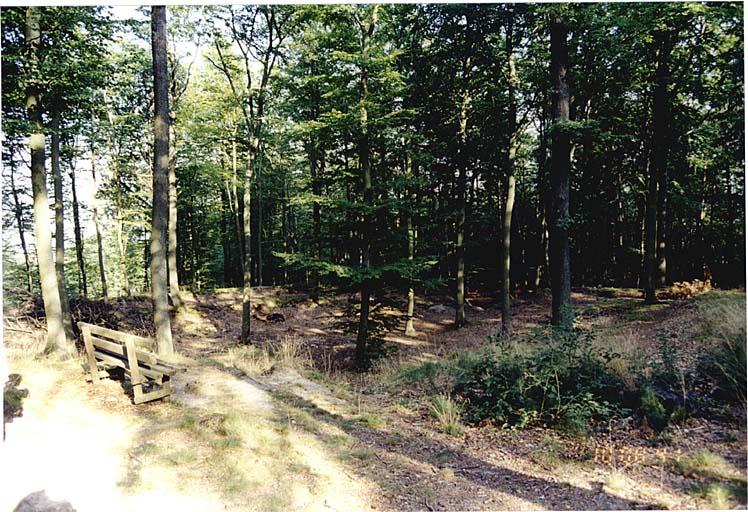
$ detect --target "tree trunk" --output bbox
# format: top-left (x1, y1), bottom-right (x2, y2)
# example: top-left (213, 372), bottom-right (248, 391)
top-left (501, 12), bottom-right (518, 337)
top-left (549, 15), bottom-right (573, 328)
top-left (231, 132), bottom-right (245, 285)
top-left (168, 124), bottom-right (183, 311)
top-left (9, 153), bottom-right (34, 294)
top-left (454, 56), bottom-right (471, 329)
top-left (50, 102), bottom-right (74, 341)
top-left (405, 151), bottom-right (417, 336)
top-left (355, 6), bottom-right (379, 369)
top-left (256, 143), bottom-right (264, 287)
top-left (69, 161), bottom-right (87, 297)
top-left (656, 151), bottom-right (668, 288)
top-left (151, 5), bottom-right (174, 355)
top-left (25, 7), bottom-right (69, 354)
top-left (89, 139), bottom-right (108, 299)
top-left (241, 144), bottom-right (255, 344)
top-left (645, 32), bottom-right (673, 304)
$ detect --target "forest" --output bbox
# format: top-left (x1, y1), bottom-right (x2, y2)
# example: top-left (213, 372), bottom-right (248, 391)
top-left (2, 3), bottom-right (746, 511)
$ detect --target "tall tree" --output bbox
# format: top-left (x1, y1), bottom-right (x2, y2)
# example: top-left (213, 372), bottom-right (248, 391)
top-left (50, 103), bottom-right (74, 340)
top-left (67, 153), bottom-right (87, 297)
top-left (24, 7), bottom-right (70, 353)
top-left (645, 29), bottom-right (676, 302)
top-left (355, 4), bottom-right (380, 367)
top-left (549, 12), bottom-right (573, 327)
top-left (453, 10), bottom-right (473, 329)
top-left (500, 8), bottom-right (520, 337)
top-left (151, 5), bottom-right (174, 354)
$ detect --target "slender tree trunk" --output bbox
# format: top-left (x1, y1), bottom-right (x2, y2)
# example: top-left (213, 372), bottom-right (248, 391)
top-left (256, 143), bottom-right (264, 287)
top-left (9, 154), bottom-right (34, 294)
top-left (51, 103), bottom-right (74, 340)
top-left (25, 7), bottom-right (69, 354)
top-left (355, 6), bottom-right (379, 369)
top-left (549, 15), bottom-right (573, 327)
top-left (501, 12), bottom-right (518, 337)
top-left (89, 139), bottom-right (108, 299)
top-left (115, 189), bottom-right (130, 296)
top-left (309, 140), bottom-right (322, 298)
top-left (645, 32), bottom-right (673, 303)
top-left (241, 144), bottom-right (255, 344)
top-left (231, 133), bottom-right (245, 284)
top-left (151, 5), bottom-right (174, 355)
top-left (405, 151), bottom-right (417, 336)
top-left (656, 155), bottom-right (668, 287)
top-left (168, 124), bottom-right (183, 311)
top-left (454, 55), bottom-right (471, 329)
top-left (69, 161), bottom-right (87, 297)
top-left (221, 186), bottom-right (232, 285)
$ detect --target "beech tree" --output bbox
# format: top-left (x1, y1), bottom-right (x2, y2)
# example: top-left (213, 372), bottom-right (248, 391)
top-left (151, 5), bottom-right (174, 354)
top-left (24, 7), bottom-right (69, 353)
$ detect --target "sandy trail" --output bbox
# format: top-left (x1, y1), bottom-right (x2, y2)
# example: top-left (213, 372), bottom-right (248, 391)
top-left (2, 359), bottom-right (374, 512)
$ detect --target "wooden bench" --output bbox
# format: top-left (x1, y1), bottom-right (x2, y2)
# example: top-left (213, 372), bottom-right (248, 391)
top-left (79, 322), bottom-right (185, 404)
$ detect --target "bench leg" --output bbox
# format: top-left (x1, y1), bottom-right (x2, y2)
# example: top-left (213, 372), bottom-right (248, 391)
top-left (133, 383), bottom-right (145, 404)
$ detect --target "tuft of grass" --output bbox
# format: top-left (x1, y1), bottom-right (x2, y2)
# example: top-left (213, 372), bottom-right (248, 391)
top-left (397, 361), bottom-right (444, 384)
top-left (224, 345), bottom-right (273, 376)
top-left (604, 471), bottom-right (627, 492)
top-left (222, 337), bottom-right (311, 377)
top-left (674, 450), bottom-right (745, 481)
top-left (344, 448), bottom-right (374, 460)
top-left (438, 467), bottom-right (455, 480)
top-left (429, 395), bottom-right (463, 436)
top-left (271, 337), bottom-right (311, 370)
top-left (531, 434), bottom-right (560, 465)
top-left (695, 292), bottom-right (747, 407)
top-left (353, 413), bottom-right (385, 429)
top-left (689, 482), bottom-right (733, 509)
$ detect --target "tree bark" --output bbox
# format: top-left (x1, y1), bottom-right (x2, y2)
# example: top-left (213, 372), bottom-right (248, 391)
top-left (151, 5), bottom-right (174, 354)
top-left (549, 15), bottom-right (573, 328)
top-left (355, 5), bottom-right (379, 369)
top-left (256, 146), bottom-right (265, 287)
top-left (645, 31), bottom-right (673, 303)
top-left (89, 138), bottom-right (108, 299)
top-left (501, 11), bottom-right (518, 337)
top-left (69, 160), bottom-right (87, 297)
top-left (454, 51), bottom-right (471, 329)
top-left (241, 144), bottom-right (255, 344)
top-left (405, 151), bottom-right (417, 336)
top-left (168, 124), bottom-right (183, 311)
top-left (51, 104), bottom-right (74, 340)
top-left (25, 7), bottom-right (70, 354)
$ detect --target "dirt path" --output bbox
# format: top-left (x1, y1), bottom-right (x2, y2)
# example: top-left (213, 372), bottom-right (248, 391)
top-left (2, 354), bottom-right (375, 512)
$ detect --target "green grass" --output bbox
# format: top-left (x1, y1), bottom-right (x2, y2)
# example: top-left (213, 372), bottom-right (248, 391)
top-left (674, 450), bottom-right (745, 482)
top-left (429, 395), bottom-right (463, 436)
top-left (688, 482), bottom-right (744, 509)
top-left (353, 413), bottom-right (385, 429)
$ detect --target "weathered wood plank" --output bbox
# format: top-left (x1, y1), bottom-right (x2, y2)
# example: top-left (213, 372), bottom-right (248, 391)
top-left (84, 323), bottom-right (155, 350)
top-left (81, 323), bottom-right (101, 387)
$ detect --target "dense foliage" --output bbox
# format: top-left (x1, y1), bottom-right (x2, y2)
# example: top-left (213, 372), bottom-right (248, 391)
top-left (1, 4), bottom-right (744, 362)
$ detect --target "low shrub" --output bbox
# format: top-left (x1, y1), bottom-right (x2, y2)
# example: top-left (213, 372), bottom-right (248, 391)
top-left (453, 327), bottom-right (628, 433)
top-left (640, 386), bottom-right (667, 431)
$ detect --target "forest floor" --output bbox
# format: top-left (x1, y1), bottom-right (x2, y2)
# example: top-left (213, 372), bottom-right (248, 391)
top-left (2, 286), bottom-right (746, 510)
